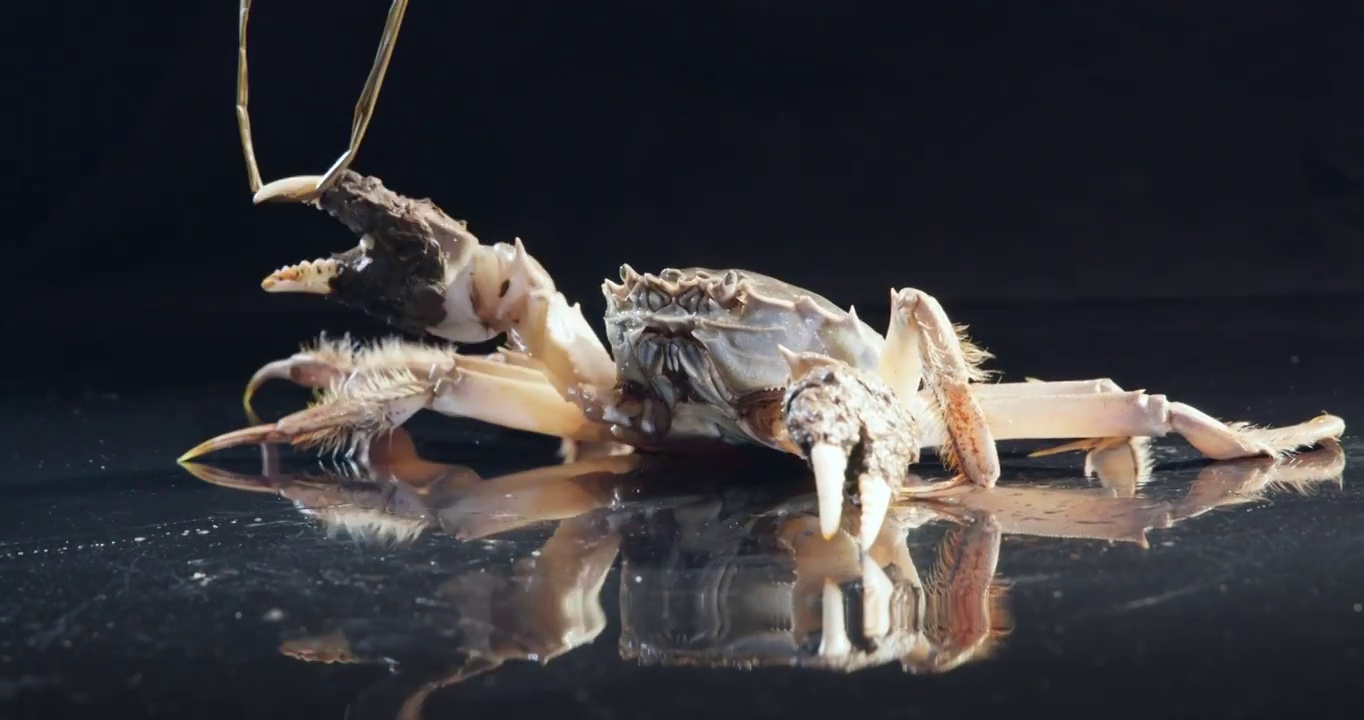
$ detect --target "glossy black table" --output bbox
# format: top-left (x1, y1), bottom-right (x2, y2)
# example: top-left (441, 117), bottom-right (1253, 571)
top-left (3, 296), bottom-right (1361, 719)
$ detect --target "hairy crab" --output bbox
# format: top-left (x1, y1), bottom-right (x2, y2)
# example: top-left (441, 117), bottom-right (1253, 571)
top-left (181, 1), bottom-right (1347, 549)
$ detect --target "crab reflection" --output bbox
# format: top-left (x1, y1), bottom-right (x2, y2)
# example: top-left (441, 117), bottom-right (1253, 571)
top-left (181, 432), bottom-right (1344, 719)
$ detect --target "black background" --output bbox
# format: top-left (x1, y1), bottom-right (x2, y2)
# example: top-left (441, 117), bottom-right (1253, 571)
top-left (13, 1), bottom-right (1364, 343)
top-left (7, 4), bottom-right (1364, 717)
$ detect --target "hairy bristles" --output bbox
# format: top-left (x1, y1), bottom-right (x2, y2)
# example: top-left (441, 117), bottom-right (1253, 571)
top-left (314, 367), bottom-right (427, 408)
top-left (306, 504), bottom-right (430, 545)
top-left (923, 521), bottom-right (1010, 646)
top-left (953, 324), bottom-right (996, 383)
top-left (300, 333), bottom-right (459, 375)
top-left (288, 367), bottom-right (431, 455)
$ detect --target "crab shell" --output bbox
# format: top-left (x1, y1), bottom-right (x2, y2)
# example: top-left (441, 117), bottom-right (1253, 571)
top-left (601, 265), bottom-right (887, 448)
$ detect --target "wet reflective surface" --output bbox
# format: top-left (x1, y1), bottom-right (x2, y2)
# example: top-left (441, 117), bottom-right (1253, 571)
top-left (4, 299), bottom-right (1363, 719)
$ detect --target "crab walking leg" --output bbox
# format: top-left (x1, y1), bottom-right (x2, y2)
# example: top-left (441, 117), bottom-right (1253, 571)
top-left (964, 378), bottom-right (1125, 398)
top-left (236, 0), bottom-right (411, 201)
top-left (945, 378), bottom-right (1151, 487)
top-left (180, 357), bottom-right (613, 463)
top-left (882, 288), bottom-right (1001, 486)
top-left (239, 335), bottom-right (547, 419)
top-left (975, 392), bottom-right (1345, 460)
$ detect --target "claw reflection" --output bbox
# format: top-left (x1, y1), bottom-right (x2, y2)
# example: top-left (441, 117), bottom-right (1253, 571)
top-left (180, 434), bottom-right (1344, 720)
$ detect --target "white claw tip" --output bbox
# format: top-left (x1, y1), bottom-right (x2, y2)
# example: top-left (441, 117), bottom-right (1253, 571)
top-left (261, 258), bottom-right (339, 294)
top-left (254, 175), bottom-right (325, 204)
top-left (810, 443), bottom-right (848, 539)
top-left (859, 477), bottom-right (892, 552)
top-left (861, 554), bottom-right (894, 639)
top-left (818, 579), bottom-right (852, 657)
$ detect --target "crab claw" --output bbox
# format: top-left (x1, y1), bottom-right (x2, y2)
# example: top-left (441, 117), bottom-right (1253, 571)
top-left (782, 347), bottom-right (921, 551)
top-left (254, 175), bottom-right (326, 204)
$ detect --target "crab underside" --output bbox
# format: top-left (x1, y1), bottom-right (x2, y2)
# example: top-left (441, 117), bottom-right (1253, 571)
top-left (180, 170), bottom-right (1347, 550)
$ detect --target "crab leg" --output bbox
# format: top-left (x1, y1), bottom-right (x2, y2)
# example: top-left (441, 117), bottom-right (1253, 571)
top-left (881, 288), bottom-right (1001, 485)
top-left (934, 368), bottom-right (1342, 462)
top-left (965, 378), bottom-right (1125, 397)
top-left (974, 392), bottom-right (1344, 460)
top-left (239, 335), bottom-right (545, 420)
top-left (179, 344), bottom-right (613, 463)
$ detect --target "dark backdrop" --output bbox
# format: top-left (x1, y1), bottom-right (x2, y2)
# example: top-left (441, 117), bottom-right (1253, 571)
top-left (10, 1), bottom-right (1364, 367)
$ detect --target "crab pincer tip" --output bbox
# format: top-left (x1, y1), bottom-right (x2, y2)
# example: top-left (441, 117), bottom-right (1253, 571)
top-left (809, 443), bottom-right (848, 539)
top-left (253, 175), bottom-right (325, 204)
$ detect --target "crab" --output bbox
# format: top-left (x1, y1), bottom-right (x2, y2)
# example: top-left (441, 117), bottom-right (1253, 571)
top-left (180, 1), bottom-right (1347, 550)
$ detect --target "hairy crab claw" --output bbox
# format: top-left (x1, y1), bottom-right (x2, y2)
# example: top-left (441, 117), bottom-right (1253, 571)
top-left (779, 347), bottom-right (960, 552)
top-left (256, 172), bottom-right (458, 338)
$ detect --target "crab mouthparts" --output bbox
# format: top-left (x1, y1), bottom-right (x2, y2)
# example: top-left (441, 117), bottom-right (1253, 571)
top-left (261, 258), bottom-right (341, 295)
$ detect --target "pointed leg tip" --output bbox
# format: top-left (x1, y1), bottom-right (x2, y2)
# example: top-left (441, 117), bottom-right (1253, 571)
top-left (176, 459), bottom-right (219, 481)
top-left (178, 424), bottom-right (282, 463)
top-left (1314, 414), bottom-right (1346, 434)
top-left (177, 444), bottom-right (213, 464)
